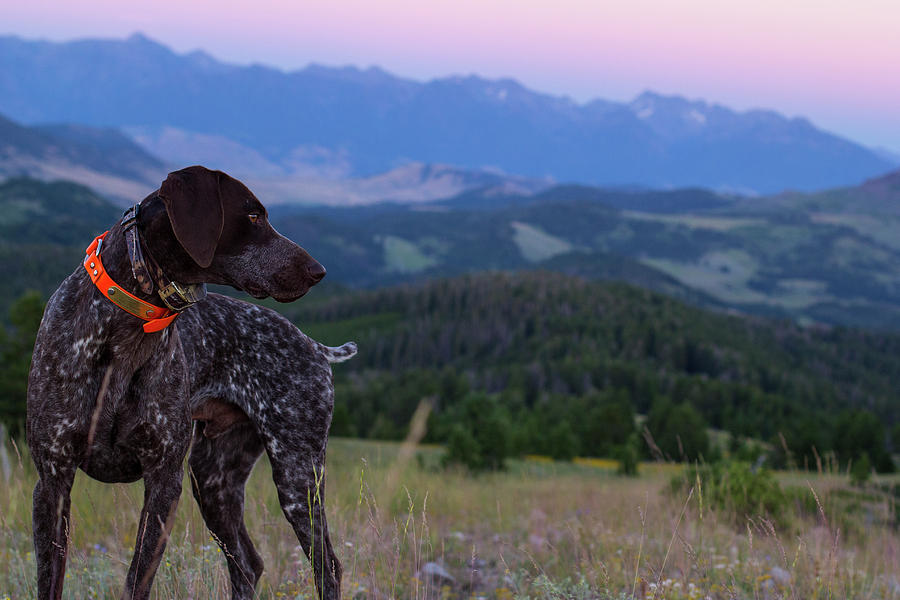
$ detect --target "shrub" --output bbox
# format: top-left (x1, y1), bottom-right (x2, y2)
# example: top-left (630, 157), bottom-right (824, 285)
top-left (646, 397), bottom-right (710, 461)
top-left (850, 453), bottom-right (872, 486)
top-left (614, 434), bottom-right (640, 477)
top-left (444, 424), bottom-right (483, 471)
top-left (547, 421), bottom-right (579, 462)
top-left (442, 393), bottom-right (510, 471)
top-left (672, 461), bottom-right (788, 528)
top-left (833, 410), bottom-right (895, 473)
top-left (578, 390), bottom-right (636, 457)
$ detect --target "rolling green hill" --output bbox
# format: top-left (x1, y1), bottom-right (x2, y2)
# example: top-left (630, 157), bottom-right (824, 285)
top-left (4, 171), bottom-right (900, 331)
top-left (273, 180), bottom-right (900, 329)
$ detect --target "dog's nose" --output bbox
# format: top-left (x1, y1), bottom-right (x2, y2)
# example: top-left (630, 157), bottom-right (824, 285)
top-left (307, 261), bottom-right (326, 283)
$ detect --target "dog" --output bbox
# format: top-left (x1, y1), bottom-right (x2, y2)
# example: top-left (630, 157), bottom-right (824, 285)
top-left (180, 293), bottom-right (355, 599)
top-left (26, 166), bottom-right (343, 599)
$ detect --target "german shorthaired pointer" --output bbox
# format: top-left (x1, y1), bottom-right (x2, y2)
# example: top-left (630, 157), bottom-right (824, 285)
top-left (26, 166), bottom-right (351, 600)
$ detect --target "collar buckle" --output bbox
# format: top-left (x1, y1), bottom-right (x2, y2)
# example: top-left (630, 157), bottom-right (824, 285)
top-left (158, 281), bottom-right (208, 311)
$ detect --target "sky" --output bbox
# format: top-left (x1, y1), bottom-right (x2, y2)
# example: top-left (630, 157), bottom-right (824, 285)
top-left (3, 0), bottom-right (900, 153)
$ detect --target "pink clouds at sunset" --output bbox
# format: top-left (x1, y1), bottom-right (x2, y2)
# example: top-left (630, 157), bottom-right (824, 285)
top-left (3, 0), bottom-right (899, 151)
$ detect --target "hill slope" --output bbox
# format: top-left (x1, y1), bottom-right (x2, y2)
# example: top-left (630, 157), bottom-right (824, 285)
top-left (0, 33), bottom-right (893, 193)
top-left (0, 112), bottom-right (165, 202)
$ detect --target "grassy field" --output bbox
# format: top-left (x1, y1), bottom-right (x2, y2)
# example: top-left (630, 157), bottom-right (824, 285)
top-left (641, 251), bottom-right (771, 306)
top-left (2, 436), bottom-right (899, 599)
top-left (510, 221), bottom-right (573, 263)
top-left (381, 235), bottom-right (439, 274)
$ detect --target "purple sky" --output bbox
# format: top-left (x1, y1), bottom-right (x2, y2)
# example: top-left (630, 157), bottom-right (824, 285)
top-left (4, 0), bottom-right (900, 153)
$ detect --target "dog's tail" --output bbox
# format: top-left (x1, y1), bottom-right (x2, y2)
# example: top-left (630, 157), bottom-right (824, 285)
top-left (318, 341), bottom-right (358, 363)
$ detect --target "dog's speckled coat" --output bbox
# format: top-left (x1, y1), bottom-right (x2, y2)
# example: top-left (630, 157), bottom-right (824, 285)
top-left (180, 294), bottom-right (355, 600)
top-left (26, 166), bottom-right (348, 600)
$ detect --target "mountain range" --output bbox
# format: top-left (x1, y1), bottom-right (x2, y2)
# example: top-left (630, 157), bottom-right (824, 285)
top-left (0, 33), bottom-right (895, 194)
top-left (1, 31), bottom-right (898, 330)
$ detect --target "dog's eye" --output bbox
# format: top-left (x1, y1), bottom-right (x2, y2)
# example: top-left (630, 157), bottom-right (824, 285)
top-left (248, 213), bottom-right (260, 224)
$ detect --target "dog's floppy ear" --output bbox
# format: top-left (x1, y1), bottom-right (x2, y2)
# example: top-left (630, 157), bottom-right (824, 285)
top-left (158, 166), bottom-right (224, 268)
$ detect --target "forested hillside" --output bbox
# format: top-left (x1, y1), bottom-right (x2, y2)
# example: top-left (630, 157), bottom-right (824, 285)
top-left (286, 272), bottom-right (900, 470)
top-left (0, 177), bottom-right (120, 313)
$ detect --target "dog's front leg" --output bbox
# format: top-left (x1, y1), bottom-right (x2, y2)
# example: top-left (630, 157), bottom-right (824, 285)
top-left (119, 359), bottom-right (192, 600)
top-left (32, 466), bottom-right (76, 600)
top-left (122, 458), bottom-right (185, 600)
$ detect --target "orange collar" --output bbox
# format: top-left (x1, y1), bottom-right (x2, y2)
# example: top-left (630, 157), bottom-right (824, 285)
top-left (84, 232), bottom-right (178, 333)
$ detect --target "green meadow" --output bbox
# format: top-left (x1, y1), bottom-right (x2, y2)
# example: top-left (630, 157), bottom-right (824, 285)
top-left (2, 436), bottom-right (899, 599)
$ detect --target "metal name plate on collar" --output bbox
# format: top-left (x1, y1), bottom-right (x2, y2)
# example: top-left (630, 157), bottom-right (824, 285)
top-left (107, 285), bottom-right (161, 318)
top-left (158, 281), bottom-right (208, 311)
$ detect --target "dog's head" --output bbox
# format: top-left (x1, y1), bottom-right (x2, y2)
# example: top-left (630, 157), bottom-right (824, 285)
top-left (147, 165), bottom-right (325, 302)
